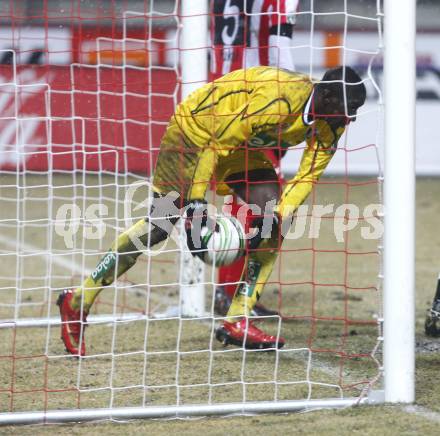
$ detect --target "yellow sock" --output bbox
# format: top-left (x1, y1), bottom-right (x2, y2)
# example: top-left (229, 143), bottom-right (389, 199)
top-left (71, 219), bottom-right (149, 312)
top-left (226, 236), bottom-right (280, 321)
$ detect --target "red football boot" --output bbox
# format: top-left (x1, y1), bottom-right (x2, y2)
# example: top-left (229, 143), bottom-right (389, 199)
top-left (57, 289), bottom-right (88, 356)
top-left (215, 318), bottom-right (285, 350)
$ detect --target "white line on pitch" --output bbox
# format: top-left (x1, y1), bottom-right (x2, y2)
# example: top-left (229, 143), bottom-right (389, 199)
top-left (401, 405), bottom-right (440, 424)
top-left (0, 233), bottom-right (92, 275)
top-left (0, 233), bottom-right (176, 307)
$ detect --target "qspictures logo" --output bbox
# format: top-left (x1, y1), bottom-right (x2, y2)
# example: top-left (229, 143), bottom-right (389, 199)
top-left (54, 181), bottom-right (384, 250)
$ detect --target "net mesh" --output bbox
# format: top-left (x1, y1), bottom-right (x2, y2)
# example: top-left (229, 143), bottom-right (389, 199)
top-left (0, 0), bottom-right (384, 418)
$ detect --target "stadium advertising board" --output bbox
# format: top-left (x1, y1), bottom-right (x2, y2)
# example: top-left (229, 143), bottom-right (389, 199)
top-left (0, 29), bottom-right (438, 175)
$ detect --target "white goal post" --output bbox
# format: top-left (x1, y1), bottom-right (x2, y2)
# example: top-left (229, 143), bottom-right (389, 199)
top-left (383, 0), bottom-right (416, 403)
top-left (0, 0), bottom-right (416, 425)
top-left (179, 0), bottom-right (208, 318)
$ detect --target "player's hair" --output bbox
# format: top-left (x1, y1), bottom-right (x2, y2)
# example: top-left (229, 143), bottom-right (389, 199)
top-left (317, 66), bottom-right (366, 103)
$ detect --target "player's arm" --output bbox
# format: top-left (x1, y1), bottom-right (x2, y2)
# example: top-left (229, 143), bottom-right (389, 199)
top-left (183, 146), bottom-right (219, 254)
top-left (268, 0), bottom-right (299, 71)
top-left (187, 146), bottom-right (219, 200)
top-left (275, 122), bottom-right (344, 218)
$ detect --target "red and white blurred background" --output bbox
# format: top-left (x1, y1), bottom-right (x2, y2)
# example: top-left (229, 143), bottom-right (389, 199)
top-left (0, 1), bottom-right (439, 176)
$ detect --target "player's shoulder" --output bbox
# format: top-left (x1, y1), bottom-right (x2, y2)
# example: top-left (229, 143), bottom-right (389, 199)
top-left (275, 69), bottom-right (314, 100)
top-left (212, 67), bottom-right (314, 105)
top-left (244, 67), bottom-right (314, 103)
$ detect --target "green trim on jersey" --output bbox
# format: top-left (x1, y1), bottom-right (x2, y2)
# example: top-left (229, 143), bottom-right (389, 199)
top-left (247, 132), bottom-right (293, 151)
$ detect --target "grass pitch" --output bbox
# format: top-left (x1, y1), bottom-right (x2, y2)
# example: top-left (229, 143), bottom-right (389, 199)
top-left (0, 174), bottom-right (439, 434)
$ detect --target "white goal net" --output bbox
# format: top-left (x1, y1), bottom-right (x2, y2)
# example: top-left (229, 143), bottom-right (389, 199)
top-left (0, 0), bottom-right (410, 425)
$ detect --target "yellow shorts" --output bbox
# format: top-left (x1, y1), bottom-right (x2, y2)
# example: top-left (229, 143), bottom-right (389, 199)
top-left (153, 118), bottom-right (274, 199)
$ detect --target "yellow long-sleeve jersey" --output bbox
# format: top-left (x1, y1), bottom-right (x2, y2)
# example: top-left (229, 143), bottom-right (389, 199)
top-left (173, 66), bottom-right (345, 217)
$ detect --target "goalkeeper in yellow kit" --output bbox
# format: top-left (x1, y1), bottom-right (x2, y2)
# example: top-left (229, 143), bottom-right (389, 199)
top-left (58, 65), bottom-right (366, 356)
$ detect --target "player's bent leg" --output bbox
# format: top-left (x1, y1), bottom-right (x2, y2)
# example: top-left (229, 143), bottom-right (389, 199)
top-left (215, 240), bottom-right (285, 350)
top-left (226, 237), bottom-right (279, 319)
top-left (70, 218), bottom-right (155, 312)
top-left (216, 173), bottom-right (285, 349)
top-left (215, 168), bottom-right (281, 317)
top-left (60, 211), bottom-right (178, 355)
top-left (59, 119), bottom-right (203, 355)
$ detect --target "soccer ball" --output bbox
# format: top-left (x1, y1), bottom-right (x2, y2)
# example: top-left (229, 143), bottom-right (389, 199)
top-left (200, 215), bottom-right (245, 267)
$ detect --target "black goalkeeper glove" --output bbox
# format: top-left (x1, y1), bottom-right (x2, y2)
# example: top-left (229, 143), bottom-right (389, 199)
top-left (184, 200), bottom-right (216, 259)
top-left (248, 212), bottom-right (281, 250)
